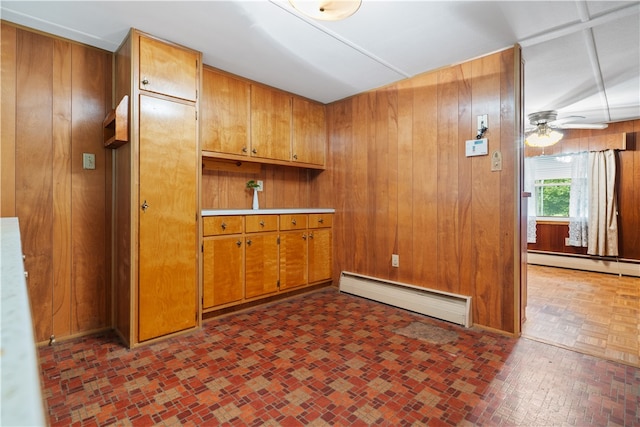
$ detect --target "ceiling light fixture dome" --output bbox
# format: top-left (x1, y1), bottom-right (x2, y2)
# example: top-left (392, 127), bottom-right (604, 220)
top-left (289, 0), bottom-right (362, 21)
top-left (525, 110), bottom-right (564, 148)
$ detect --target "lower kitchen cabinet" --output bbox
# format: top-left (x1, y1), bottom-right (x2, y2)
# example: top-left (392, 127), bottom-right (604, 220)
top-left (245, 233), bottom-right (279, 298)
top-left (279, 231), bottom-right (308, 290)
top-left (202, 216), bottom-right (244, 310)
top-left (202, 237), bottom-right (243, 309)
top-left (201, 212), bottom-right (333, 313)
top-left (308, 213), bottom-right (332, 284)
top-left (309, 228), bottom-right (332, 283)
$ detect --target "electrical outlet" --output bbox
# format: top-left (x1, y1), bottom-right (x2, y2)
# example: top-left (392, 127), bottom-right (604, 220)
top-left (391, 254), bottom-right (399, 268)
top-left (82, 153), bottom-right (95, 170)
top-left (256, 180), bottom-right (263, 192)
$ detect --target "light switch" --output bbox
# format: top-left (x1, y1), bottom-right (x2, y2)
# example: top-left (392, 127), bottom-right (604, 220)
top-left (391, 254), bottom-right (399, 268)
top-left (477, 114), bottom-right (488, 133)
top-left (256, 180), bottom-right (263, 192)
top-left (82, 153), bottom-right (95, 170)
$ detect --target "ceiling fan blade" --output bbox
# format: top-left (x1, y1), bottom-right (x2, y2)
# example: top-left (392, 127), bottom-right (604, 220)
top-left (556, 123), bottom-right (609, 130)
top-left (550, 115), bottom-right (585, 125)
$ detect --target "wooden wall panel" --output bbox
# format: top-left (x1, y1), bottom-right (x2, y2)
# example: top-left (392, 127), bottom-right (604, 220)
top-left (113, 32), bottom-right (133, 344)
top-left (457, 62), bottom-right (474, 299)
top-left (528, 222), bottom-right (589, 255)
top-left (499, 48), bottom-right (517, 332)
top-left (396, 79), bottom-right (415, 285)
top-left (436, 67), bottom-right (460, 293)
top-left (411, 73), bottom-right (438, 287)
top-left (470, 53), bottom-right (503, 329)
top-left (325, 47), bottom-right (521, 333)
top-left (52, 39), bottom-right (73, 338)
top-left (70, 43), bottom-right (110, 333)
top-left (384, 87), bottom-right (399, 283)
top-left (201, 165), bottom-right (311, 210)
top-left (15, 30), bottom-right (55, 342)
top-left (1, 23), bottom-right (112, 343)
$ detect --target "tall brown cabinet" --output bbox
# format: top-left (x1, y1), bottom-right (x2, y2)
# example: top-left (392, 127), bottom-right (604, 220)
top-left (112, 29), bottom-right (201, 347)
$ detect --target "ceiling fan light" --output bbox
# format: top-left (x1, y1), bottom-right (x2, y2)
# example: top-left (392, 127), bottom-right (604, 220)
top-left (289, 0), bottom-right (362, 21)
top-left (525, 129), bottom-right (563, 148)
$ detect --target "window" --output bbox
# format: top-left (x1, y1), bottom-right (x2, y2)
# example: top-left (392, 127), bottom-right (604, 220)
top-left (527, 154), bottom-right (576, 218)
top-left (535, 178), bottom-right (571, 217)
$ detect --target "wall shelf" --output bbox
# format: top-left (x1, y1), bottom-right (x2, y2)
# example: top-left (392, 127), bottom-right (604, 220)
top-left (103, 95), bottom-right (129, 149)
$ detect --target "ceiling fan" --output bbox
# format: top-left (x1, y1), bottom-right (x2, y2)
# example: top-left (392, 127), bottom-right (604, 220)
top-left (525, 110), bottom-right (608, 148)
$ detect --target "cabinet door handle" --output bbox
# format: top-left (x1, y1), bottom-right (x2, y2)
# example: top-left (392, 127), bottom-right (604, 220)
top-left (247, 239), bottom-right (252, 246)
top-left (259, 221), bottom-right (265, 227)
top-left (141, 200), bottom-right (149, 212)
top-left (141, 78), bottom-right (149, 86)
top-left (293, 154), bottom-right (298, 160)
top-left (242, 147), bottom-right (248, 153)
top-left (221, 222), bottom-right (227, 230)
top-left (236, 240), bottom-right (242, 247)
top-left (318, 218), bottom-right (324, 224)
top-left (302, 234), bottom-right (307, 240)
top-left (309, 232), bottom-right (314, 239)
top-left (291, 219), bottom-right (297, 225)
top-left (252, 148), bottom-right (257, 154)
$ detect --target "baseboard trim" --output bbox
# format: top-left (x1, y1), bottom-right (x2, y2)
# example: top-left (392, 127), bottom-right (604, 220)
top-left (527, 252), bottom-right (640, 277)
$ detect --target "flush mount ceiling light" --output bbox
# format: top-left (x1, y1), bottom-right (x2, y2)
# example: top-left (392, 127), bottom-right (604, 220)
top-left (525, 110), bottom-right (564, 148)
top-left (289, 0), bottom-right (362, 21)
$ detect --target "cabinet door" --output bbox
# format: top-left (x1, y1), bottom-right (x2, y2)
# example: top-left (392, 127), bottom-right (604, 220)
top-left (250, 85), bottom-right (291, 161)
top-left (203, 237), bottom-right (243, 309)
top-left (201, 68), bottom-right (249, 155)
top-left (292, 97), bottom-right (326, 166)
top-left (138, 95), bottom-right (197, 342)
top-left (139, 34), bottom-right (198, 102)
top-left (279, 231), bottom-right (308, 290)
top-left (245, 234), bottom-right (279, 299)
top-left (309, 228), bottom-right (332, 283)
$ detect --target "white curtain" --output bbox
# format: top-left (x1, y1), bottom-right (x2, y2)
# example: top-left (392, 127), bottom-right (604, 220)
top-left (524, 157), bottom-right (537, 243)
top-left (568, 151), bottom-right (588, 246)
top-left (587, 149), bottom-right (619, 256)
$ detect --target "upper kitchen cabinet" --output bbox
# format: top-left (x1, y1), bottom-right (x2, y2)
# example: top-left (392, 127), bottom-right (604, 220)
top-left (200, 67), bottom-right (327, 170)
top-left (201, 67), bottom-right (250, 155)
top-left (138, 34), bottom-right (199, 102)
top-left (250, 84), bottom-right (292, 162)
top-left (292, 97), bottom-right (326, 167)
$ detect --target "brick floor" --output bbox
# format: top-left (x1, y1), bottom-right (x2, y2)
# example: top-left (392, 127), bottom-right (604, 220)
top-left (39, 288), bottom-right (640, 426)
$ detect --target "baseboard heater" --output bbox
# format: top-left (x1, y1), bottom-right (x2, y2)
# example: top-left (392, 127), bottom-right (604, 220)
top-left (528, 252), bottom-right (640, 277)
top-left (339, 272), bottom-right (472, 327)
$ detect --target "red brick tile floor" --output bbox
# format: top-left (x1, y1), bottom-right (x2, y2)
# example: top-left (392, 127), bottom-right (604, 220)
top-left (39, 288), bottom-right (639, 426)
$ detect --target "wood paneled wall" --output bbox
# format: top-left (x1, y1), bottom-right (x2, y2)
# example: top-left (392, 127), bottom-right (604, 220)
top-left (318, 48), bottom-right (522, 333)
top-left (528, 222), bottom-right (589, 255)
top-left (1, 22), bottom-right (113, 343)
top-left (201, 165), bottom-right (316, 209)
top-left (525, 120), bottom-right (640, 260)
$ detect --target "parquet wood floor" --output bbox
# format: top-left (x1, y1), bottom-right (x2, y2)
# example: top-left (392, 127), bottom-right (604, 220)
top-left (523, 265), bottom-right (640, 367)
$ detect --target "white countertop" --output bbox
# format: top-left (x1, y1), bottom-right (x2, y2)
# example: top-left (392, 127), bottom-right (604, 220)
top-left (0, 218), bottom-right (46, 426)
top-left (202, 208), bottom-right (335, 216)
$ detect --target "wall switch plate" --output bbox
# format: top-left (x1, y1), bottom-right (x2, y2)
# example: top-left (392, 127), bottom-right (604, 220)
top-left (82, 153), bottom-right (95, 170)
top-left (256, 180), bottom-right (263, 192)
top-left (477, 114), bottom-right (488, 133)
top-left (391, 254), bottom-right (399, 268)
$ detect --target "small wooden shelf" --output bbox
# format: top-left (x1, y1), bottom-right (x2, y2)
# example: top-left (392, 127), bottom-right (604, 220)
top-left (103, 95), bottom-right (129, 149)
